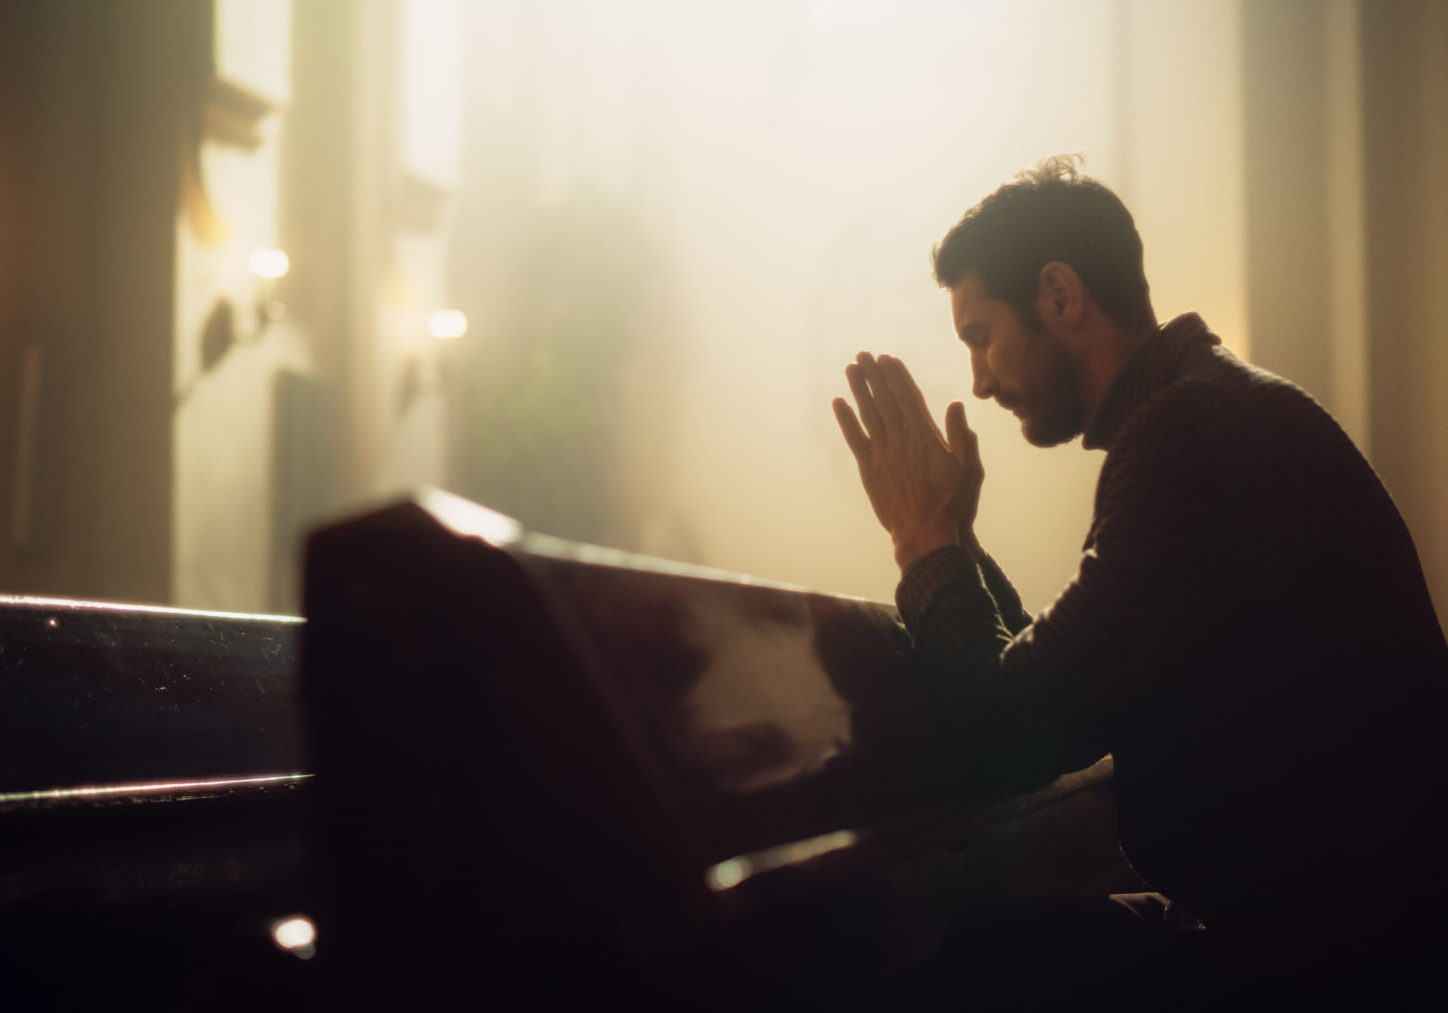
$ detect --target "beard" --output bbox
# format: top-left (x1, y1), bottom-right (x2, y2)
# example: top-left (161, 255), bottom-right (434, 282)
top-left (1016, 314), bottom-right (1086, 447)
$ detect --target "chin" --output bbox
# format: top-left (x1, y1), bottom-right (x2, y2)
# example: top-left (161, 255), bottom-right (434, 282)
top-left (1022, 415), bottom-right (1082, 448)
top-left (1023, 429), bottom-right (1073, 448)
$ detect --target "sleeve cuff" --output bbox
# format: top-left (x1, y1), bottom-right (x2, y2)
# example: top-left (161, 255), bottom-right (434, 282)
top-left (896, 544), bottom-right (987, 629)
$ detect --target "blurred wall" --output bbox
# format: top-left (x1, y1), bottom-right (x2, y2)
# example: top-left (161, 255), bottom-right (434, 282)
top-left (0, 2), bottom-right (181, 603)
top-left (1242, 0), bottom-right (1448, 627)
top-left (1243, 0), bottom-right (1370, 443)
top-left (171, 0), bottom-right (465, 613)
top-left (172, 0), bottom-right (306, 612)
top-left (1360, 0), bottom-right (1448, 628)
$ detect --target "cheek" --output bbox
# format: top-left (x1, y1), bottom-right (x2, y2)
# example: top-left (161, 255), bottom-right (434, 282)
top-left (990, 346), bottom-right (1024, 387)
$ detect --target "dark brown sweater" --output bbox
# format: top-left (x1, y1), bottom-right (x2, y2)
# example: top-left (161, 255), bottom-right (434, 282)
top-left (897, 313), bottom-right (1448, 936)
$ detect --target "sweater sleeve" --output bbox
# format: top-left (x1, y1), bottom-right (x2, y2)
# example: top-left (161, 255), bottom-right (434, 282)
top-left (895, 391), bottom-right (1224, 788)
top-left (895, 547), bottom-right (1029, 637)
top-left (979, 551), bottom-right (1031, 634)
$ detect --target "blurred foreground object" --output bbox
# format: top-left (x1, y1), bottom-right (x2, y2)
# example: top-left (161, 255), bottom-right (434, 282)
top-left (0, 597), bottom-right (310, 1010)
top-left (300, 490), bottom-right (1122, 1009)
top-left (0, 496), bottom-right (1123, 1011)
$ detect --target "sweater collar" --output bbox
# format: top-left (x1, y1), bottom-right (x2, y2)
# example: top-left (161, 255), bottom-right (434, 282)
top-left (1081, 313), bottom-right (1222, 451)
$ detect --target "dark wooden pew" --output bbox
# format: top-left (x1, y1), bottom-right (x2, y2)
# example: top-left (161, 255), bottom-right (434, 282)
top-left (0, 595), bottom-right (309, 1009)
top-left (0, 491), bottom-right (1122, 1010)
top-left (302, 490), bottom-right (1123, 1010)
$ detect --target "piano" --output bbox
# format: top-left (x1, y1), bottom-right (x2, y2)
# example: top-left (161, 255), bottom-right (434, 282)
top-left (2, 490), bottom-right (1123, 1010)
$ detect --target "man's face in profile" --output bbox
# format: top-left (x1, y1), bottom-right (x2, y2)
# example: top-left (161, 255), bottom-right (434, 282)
top-left (949, 272), bottom-right (1085, 447)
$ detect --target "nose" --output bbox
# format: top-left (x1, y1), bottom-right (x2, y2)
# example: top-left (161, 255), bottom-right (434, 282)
top-left (970, 349), bottom-right (996, 400)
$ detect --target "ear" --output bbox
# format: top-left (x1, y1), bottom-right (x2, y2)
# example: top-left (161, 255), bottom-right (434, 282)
top-left (1035, 261), bottom-right (1085, 328)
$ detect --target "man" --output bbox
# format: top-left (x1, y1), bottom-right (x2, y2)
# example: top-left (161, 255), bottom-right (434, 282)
top-left (834, 156), bottom-right (1448, 997)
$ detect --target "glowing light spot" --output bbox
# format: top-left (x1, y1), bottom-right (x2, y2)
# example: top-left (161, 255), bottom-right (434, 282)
top-left (705, 858), bottom-right (749, 891)
top-left (427, 308), bottom-right (468, 340)
top-left (249, 247), bottom-right (291, 280)
top-left (417, 487), bottom-right (523, 546)
top-left (46, 617), bottom-right (58, 628)
top-left (271, 916), bottom-right (317, 959)
top-left (704, 829), bottom-right (860, 892)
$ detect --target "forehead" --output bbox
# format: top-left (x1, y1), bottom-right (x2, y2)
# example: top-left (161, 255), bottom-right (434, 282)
top-left (948, 272), bottom-right (1006, 335)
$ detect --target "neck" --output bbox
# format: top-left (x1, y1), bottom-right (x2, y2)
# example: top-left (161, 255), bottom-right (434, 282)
top-left (1072, 317), bottom-right (1151, 423)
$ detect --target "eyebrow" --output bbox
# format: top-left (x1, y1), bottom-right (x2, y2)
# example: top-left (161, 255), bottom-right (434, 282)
top-left (959, 323), bottom-right (985, 345)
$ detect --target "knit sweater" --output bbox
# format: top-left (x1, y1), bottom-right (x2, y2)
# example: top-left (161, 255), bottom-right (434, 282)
top-left (897, 313), bottom-right (1448, 934)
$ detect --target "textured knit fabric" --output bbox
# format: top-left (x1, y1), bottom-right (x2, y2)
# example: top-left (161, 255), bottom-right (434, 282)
top-left (897, 313), bottom-right (1448, 939)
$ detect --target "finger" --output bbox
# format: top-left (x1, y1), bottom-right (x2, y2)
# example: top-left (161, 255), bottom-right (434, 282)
top-left (945, 401), bottom-right (979, 466)
top-left (879, 355), bottom-right (938, 438)
top-left (846, 360), bottom-right (887, 441)
top-left (832, 397), bottom-right (872, 461)
top-left (856, 352), bottom-right (905, 434)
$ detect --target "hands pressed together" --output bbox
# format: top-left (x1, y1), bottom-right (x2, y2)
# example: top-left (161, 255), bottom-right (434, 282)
top-left (833, 352), bottom-right (985, 571)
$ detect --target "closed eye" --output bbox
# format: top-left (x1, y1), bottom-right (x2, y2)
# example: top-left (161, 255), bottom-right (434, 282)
top-left (960, 326), bottom-right (987, 350)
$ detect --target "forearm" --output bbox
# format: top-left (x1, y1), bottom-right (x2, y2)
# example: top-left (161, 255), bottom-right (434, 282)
top-left (977, 550), bottom-right (1031, 634)
top-left (898, 547), bottom-right (1008, 659)
top-left (896, 546), bottom-right (1091, 788)
top-left (897, 544), bottom-right (1029, 644)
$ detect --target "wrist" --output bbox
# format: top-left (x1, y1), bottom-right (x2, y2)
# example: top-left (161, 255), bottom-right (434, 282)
top-left (892, 526), bottom-right (958, 571)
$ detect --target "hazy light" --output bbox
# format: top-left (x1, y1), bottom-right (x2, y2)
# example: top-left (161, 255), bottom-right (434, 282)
top-left (808, 0), bottom-right (902, 28)
top-left (249, 247), bottom-right (291, 280)
top-left (427, 308), bottom-right (468, 340)
top-left (271, 916), bottom-right (317, 959)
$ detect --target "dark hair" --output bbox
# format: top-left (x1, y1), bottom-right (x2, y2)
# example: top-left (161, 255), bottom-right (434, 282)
top-left (932, 154), bottom-right (1153, 334)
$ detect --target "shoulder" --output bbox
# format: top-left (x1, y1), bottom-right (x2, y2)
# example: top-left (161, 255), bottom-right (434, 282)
top-left (1096, 351), bottom-right (1358, 529)
top-left (1111, 349), bottom-right (1344, 468)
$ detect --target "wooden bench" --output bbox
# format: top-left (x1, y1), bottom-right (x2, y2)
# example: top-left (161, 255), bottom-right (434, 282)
top-left (302, 490), bottom-right (1124, 1009)
top-left (0, 490), bottom-right (1124, 1009)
